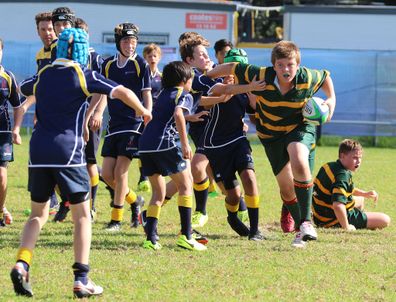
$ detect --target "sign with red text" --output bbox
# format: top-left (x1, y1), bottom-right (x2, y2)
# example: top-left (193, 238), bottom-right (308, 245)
top-left (186, 13), bottom-right (227, 30)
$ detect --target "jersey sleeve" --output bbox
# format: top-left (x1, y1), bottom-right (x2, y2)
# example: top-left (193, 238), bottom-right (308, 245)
top-left (19, 75), bottom-right (38, 97)
top-left (232, 63), bottom-right (264, 85)
top-left (193, 74), bottom-right (219, 96)
top-left (331, 175), bottom-right (353, 204)
top-left (177, 93), bottom-right (194, 115)
top-left (141, 62), bottom-right (152, 91)
top-left (300, 67), bottom-right (329, 95)
top-left (85, 70), bottom-right (121, 98)
top-left (7, 71), bottom-right (22, 108)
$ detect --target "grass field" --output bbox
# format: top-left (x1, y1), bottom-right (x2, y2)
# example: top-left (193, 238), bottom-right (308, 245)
top-left (1, 135), bottom-right (395, 301)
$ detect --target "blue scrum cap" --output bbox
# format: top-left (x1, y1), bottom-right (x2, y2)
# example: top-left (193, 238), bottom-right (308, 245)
top-left (56, 28), bottom-right (89, 66)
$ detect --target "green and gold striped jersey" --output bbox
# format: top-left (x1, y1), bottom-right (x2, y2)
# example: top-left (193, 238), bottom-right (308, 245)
top-left (312, 160), bottom-right (355, 227)
top-left (231, 64), bottom-right (329, 142)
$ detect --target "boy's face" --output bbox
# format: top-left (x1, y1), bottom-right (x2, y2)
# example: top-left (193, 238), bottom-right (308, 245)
top-left (144, 50), bottom-right (161, 68)
top-left (215, 45), bottom-right (231, 64)
top-left (186, 45), bottom-right (211, 71)
top-left (54, 20), bottom-right (72, 37)
top-left (340, 149), bottom-right (363, 172)
top-left (37, 20), bottom-right (57, 48)
top-left (120, 37), bottom-right (137, 57)
top-left (273, 57), bottom-right (299, 84)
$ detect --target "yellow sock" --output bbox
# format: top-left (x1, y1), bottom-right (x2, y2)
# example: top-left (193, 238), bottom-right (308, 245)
top-left (125, 189), bottom-right (137, 205)
top-left (16, 247), bottom-right (33, 266)
top-left (147, 204), bottom-right (161, 219)
top-left (111, 208), bottom-right (124, 222)
top-left (178, 195), bottom-right (193, 208)
top-left (225, 201), bottom-right (239, 213)
top-left (245, 194), bottom-right (260, 208)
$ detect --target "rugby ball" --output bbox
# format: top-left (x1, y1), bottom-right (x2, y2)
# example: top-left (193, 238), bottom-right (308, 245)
top-left (302, 97), bottom-right (329, 125)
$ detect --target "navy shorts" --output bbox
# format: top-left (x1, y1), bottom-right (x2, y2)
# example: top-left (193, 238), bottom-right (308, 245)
top-left (0, 132), bottom-right (13, 162)
top-left (140, 147), bottom-right (188, 177)
top-left (189, 128), bottom-right (205, 155)
top-left (206, 138), bottom-right (254, 190)
top-left (101, 132), bottom-right (140, 160)
top-left (28, 166), bottom-right (90, 203)
top-left (85, 128), bottom-right (102, 164)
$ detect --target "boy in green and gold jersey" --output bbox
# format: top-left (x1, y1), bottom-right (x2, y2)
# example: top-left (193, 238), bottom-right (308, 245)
top-left (312, 139), bottom-right (390, 230)
top-left (207, 40), bottom-right (336, 247)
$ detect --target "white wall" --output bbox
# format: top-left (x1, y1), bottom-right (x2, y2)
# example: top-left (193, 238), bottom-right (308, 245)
top-left (0, 2), bottom-right (233, 46)
top-left (284, 8), bottom-right (396, 51)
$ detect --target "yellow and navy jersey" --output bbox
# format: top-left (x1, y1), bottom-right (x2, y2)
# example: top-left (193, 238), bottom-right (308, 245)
top-left (20, 59), bottom-right (120, 167)
top-left (101, 53), bottom-right (151, 136)
top-left (232, 64), bottom-right (329, 142)
top-left (139, 87), bottom-right (193, 152)
top-left (50, 39), bottom-right (58, 63)
top-left (189, 67), bottom-right (222, 135)
top-left (203, 93), bottom-right (254, 148)
top-left (0, 66), bottom-right (23, 132)
top-left (87, 47), bottom-right (103, 73)
top-left (312, 160), bottom-right (355, 227)
top-left (150, 69), bottom-right (162, 105)
top-left (36, 43), bottom-right (57, 72)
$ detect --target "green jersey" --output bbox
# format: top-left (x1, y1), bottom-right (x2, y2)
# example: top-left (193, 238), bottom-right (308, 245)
top-left (231, 64), bottom-right (329, 142)
top-left (312, 160), bottom-right (355, 227)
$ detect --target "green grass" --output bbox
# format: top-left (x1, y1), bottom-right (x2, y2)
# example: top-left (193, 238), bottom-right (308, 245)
top-left (1, 134), bottom-right (395, 301)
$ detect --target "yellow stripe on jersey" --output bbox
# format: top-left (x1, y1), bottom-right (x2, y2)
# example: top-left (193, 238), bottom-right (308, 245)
top-left (323, 163), bottom-right (335, 183)
top-left (312, 207), bottom-right (333, 222)
top-left (257, 118), bottom-right (298, 133)
top-left (244, 65), bottom-right (250, 83)
top-left (257, 96), bottom-right (305, 108)
top-left (231, 63), bottom-right (239, 84)
top-left (346, 200), bottom-right (355, 211)
top-left (324, 219), bottom-right (340, 228)
top-left (131, 58), bottom-right (141, 77)
top-left (256, 132), bottom-right (274, 140)
top-left (314, 178), bottom-right (332, 196)
top-left (264, 84), bottom-right (276, 91)
top-left (33, 64), bottom-right (52, 95)
top-left (333, 187), bottom-right (353, 198)
top-left (313, 196), bottom-right (333, 209)
top-left (259, 67), bottom-right (266, 81)
top-left (73, 65), bottom-right (90, 97)
top-left (256, 102), bottom-right (282, 121)
top-left (296, 67), bottom-right (312, 90)
top-left (104, 58), bottom-right (117, 78)
top-left (174, 87), bottom-right (184, 105)
top-left (0, 69), bottom-right (12, 95)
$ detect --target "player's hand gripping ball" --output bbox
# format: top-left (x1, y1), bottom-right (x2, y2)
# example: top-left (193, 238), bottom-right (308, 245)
top-left (302, 97), bottom-right (329, 125)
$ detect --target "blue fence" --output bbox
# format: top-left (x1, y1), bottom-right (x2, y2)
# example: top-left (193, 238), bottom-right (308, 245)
top-left (2, 41), bottom-right (395, 137)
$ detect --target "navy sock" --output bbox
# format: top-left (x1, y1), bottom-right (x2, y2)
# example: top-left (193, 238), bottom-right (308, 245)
top-left (17, 261), bottom-right (30, 272)
top-left (178, 206), bottom-right (192, 239)
top-left (247, 207), bottom-right (259, 234)
top-left (72, 262), bottom-right (89, 285)
top-left (238, 196), bottom-right (247, 211)
top-left (146, 217), bottom-right (159, 244)
top-left (227, 210), bottom-right (250, 236)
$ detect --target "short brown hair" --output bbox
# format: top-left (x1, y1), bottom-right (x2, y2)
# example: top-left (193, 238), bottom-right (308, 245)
top-left (338, 139), bottom-right (363, 157)
top-left (75, 17), bottom-right (89, 33)
top-left (143, 43), bottom-right (162, 58)
top-left (35, 12), bottom-right (52, 29)
top-left (179, 35), bottom-right (209, 63)
top-left (271, 40), bottom-right (300, 65)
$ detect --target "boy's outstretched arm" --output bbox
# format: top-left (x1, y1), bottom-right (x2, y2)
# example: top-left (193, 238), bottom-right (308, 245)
top-left (333, 202), bottom-right (356, 231)
top-left (321, 75), bottom-right (336, 122)
top-left (206, 63), bottom-right (237, 79)
top-left (353, 188), bottom-right (379, 204)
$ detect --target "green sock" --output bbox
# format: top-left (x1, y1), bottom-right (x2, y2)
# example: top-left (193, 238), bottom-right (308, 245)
top-left (294, 179), bottom-right (314, 223)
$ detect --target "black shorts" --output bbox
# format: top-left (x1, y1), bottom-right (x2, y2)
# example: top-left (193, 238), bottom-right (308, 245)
top-left (140, 147), bottom-right (187, 177)
top-left (101, 132), bottom-right (139, 160)
top-left (206, 138), bottom-right (254, 190)
top-left (0, 132), bottom-right (13, 162)
top-left (85, 128), bottom-right (102, 164)
top-left (28, 166), bottom-right (90, 203)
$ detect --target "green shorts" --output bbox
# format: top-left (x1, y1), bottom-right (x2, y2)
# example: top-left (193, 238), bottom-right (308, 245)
top-left (260, 123), bottom-right (316, 176)
top-left (347, 208), bottom-right (368, 229)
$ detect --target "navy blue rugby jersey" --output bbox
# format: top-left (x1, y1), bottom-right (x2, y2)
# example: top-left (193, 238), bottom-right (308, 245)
top-left (88, 48), bottom-right (103, 73)
top-left (203, 93), bottom-right (254, 148)
top-left (36, 43), bottom-right (57, 72)
top-left (139, 87), bottom-right (193, 152)
top-left (20, 58), bottom-right (120, 167)
top-left (189, 68), bottom-right (221, 133)
top-left (150, 69), bottom-right (162, 105)
top-left (101, 53), bottom-right (151, 135)
top-left (0, 66), bottom-right (23, 132)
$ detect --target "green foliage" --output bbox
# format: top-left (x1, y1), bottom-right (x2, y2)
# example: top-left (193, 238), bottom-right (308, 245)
top-left (1, 135), bottom-right (395, 301)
